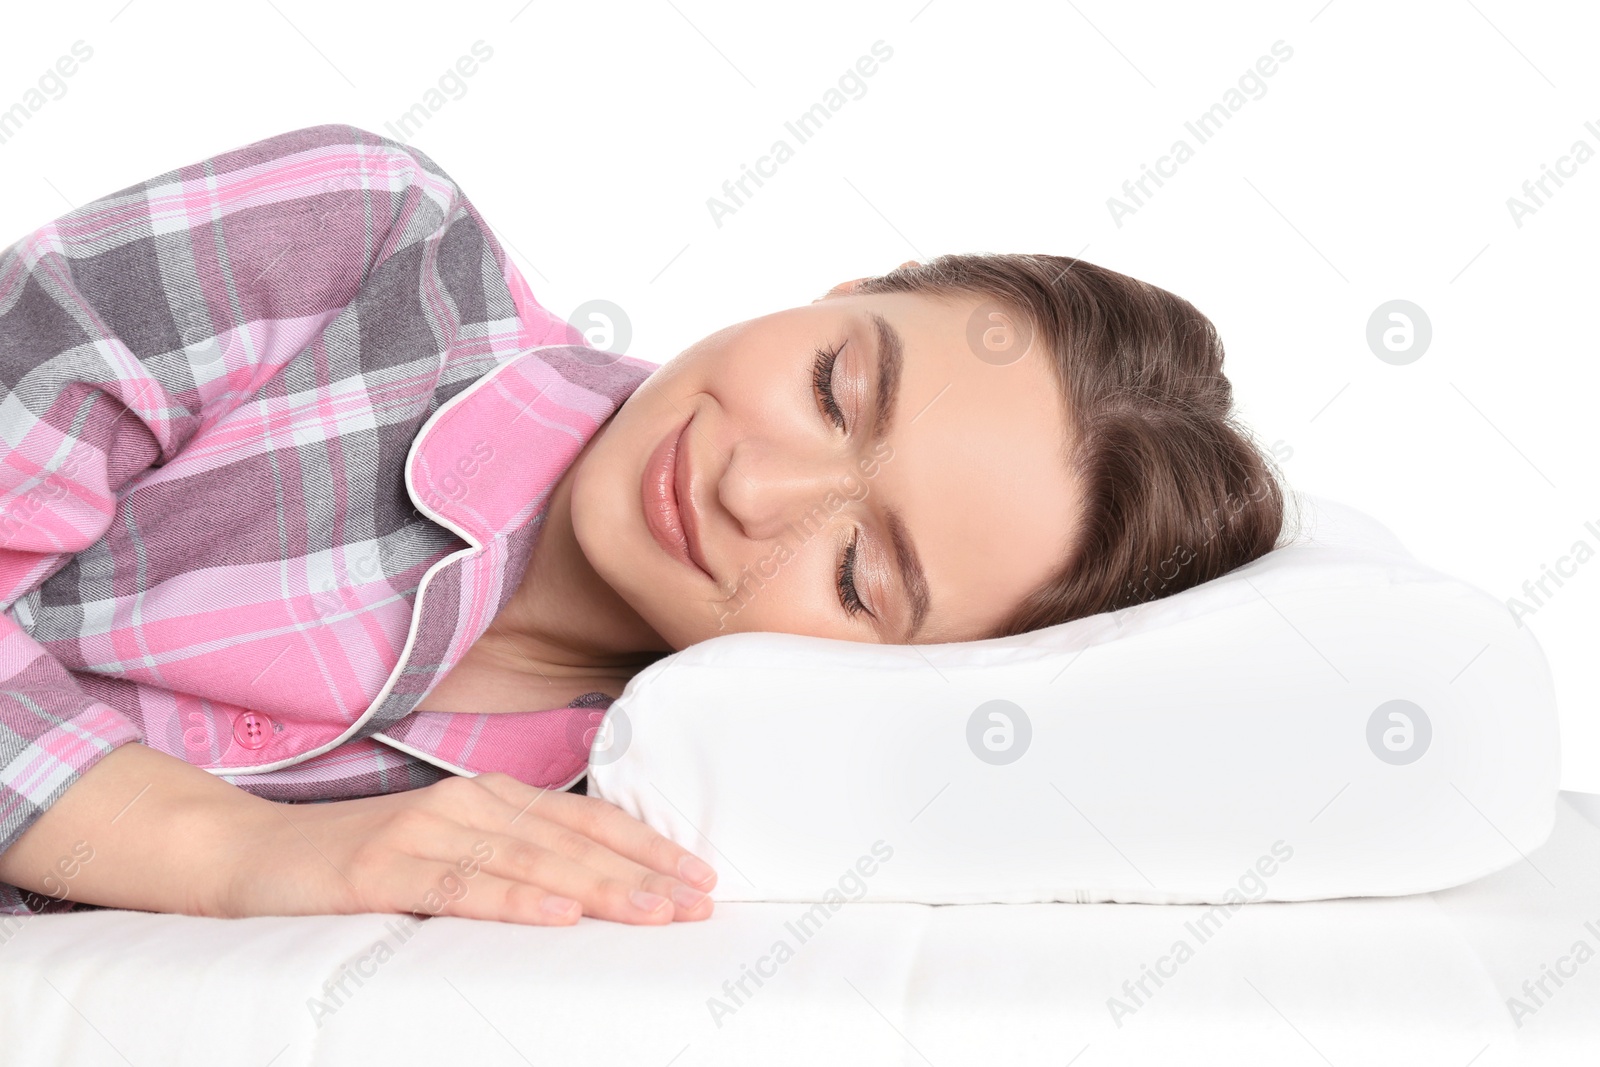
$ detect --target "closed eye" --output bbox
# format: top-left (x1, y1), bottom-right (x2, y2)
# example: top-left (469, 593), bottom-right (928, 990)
top-left (838, 527), bottom-right (868, 617)
top-left (811, 341), bottom-right (847, 431)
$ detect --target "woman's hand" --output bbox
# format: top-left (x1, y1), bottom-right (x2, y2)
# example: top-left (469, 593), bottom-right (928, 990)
top-left (222, 773), bottom-right (717, 925)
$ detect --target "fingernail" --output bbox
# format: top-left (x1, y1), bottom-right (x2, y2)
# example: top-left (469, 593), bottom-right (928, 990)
top-left (542, 895), bottom-right (578, 917)
top-left (678, 854), bottom-right (716, 887)
top-left (631, 889), bottom-right (669, 914)
top-left (671, 884), bottom-right (708, 910)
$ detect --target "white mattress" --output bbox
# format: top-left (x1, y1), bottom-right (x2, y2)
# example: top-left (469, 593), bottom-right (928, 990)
top-left (3, 793), bottom-right (1597, 1066)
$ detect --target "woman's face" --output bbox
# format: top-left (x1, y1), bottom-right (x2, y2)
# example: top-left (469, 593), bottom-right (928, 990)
top-left (568, 285), bottom-right (1080, 649)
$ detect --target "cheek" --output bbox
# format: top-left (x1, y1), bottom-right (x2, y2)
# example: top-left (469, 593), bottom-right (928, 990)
top-left (566, 428), bottom-right (628, 558)
top-left (699, 332), bottom-right (820, 434)
top-left (677, 536), bottom-right (850, 642)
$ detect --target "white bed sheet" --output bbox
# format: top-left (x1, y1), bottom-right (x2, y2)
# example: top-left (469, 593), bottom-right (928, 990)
top-left (2, 793), bottom-right (1597, 1066)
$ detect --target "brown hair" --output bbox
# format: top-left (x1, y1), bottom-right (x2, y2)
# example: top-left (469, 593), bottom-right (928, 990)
top-left (850, 253), bottom-right (1291, 639)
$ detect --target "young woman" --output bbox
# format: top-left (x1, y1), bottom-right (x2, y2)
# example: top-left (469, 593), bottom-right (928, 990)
top-left (0, 125), bottom-right (1283, 928)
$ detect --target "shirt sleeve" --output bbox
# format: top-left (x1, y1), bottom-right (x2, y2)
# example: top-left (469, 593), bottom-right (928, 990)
top-left (0, 123), bottom-right (544, 870)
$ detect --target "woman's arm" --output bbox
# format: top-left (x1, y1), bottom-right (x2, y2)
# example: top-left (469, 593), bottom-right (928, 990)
top-left (0, 742), bottom-right (264, 915)
top-left (0, 742), bottom-right (716, 924)
top-left (226, 771), bottom-right (717, 925)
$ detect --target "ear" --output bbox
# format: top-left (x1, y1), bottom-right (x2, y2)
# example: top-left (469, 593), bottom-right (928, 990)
top-left (812, 260), bottom-right (921, 303)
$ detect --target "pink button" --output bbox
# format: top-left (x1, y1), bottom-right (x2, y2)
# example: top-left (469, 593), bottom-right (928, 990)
top-left (233, 711), bottom-right (275, 750)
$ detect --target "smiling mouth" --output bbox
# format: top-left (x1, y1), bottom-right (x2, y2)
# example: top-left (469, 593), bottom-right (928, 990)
top-left (642, 413), bottom-right (713, 581)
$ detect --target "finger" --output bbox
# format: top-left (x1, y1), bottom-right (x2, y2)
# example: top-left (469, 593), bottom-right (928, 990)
top-left (420, 777), bottom-right (712, 920)
top-left (473, 829), bottom-right (682, 925)
top-left (377, 854), bottom-right (581, 927)
top-left (514, 820), bottom-right (715, 923)
top-left (397, 812), bottom-right (687, 925)
top-left (476, 776), bottom-right (719, 891)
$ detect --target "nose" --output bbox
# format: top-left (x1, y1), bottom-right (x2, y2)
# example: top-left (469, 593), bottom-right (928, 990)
top-left (718, 436), bottom-right (856, 542)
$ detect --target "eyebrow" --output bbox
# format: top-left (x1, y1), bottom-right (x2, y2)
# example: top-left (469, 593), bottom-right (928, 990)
top-left (865, 311), bottom-right (930, 642)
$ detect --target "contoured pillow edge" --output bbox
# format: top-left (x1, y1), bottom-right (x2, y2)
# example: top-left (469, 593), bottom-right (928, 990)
top-left (588, 493), bottom-right (1561, 904)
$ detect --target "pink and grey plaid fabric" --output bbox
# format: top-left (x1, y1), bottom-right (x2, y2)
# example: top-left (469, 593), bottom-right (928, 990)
top-left (0, 124), bottom-right (656, 915)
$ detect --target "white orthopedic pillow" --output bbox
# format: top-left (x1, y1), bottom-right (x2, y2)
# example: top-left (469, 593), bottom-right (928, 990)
top-left (587, 492), bottom-right (1561, 904)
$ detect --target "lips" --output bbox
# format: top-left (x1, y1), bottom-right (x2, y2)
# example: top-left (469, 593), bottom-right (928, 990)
top-left (642, 413), bottom-right (712, 581)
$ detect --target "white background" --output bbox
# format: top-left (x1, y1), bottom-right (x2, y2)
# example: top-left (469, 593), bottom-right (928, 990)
top-left (2, 0), bottom-right (1594, 790)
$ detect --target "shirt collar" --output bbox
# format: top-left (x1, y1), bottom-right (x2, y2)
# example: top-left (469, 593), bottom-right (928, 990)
top-left (405, 343), bottom-right (656, 546)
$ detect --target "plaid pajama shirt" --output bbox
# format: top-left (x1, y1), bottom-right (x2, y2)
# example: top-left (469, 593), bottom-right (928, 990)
top-left (0, 124), bottom-right (656, 915)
